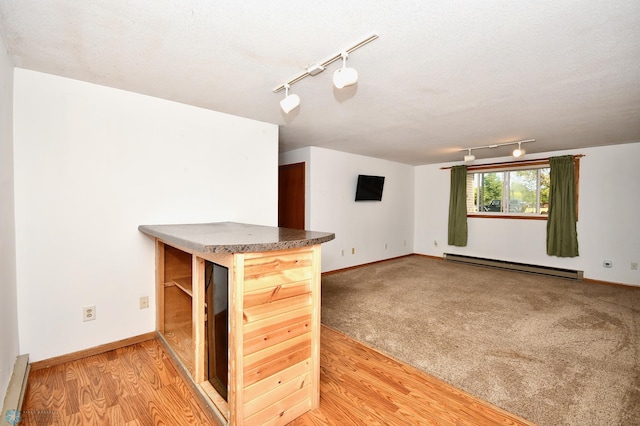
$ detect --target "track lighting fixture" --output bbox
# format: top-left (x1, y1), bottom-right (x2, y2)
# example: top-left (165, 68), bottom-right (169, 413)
top-left (464, 149), bottom-right (476, 163)
top-left (460, 139), bottom-right (535, 162)
top-left (333, 52), bottom-right (358, 89)
top-left (512, 141), bottom-right (526, 158)
top-left (273, 34), bottom-right (378, 112)
top-left (280, 84), bottom-right (300, 114)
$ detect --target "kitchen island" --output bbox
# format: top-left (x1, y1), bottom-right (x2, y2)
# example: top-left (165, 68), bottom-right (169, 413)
top-left (138, 222), bottom-right (334, 426)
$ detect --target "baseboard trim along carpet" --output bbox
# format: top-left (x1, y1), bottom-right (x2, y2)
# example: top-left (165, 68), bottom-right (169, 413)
top-left (443, 253), bottom-right (584, 280)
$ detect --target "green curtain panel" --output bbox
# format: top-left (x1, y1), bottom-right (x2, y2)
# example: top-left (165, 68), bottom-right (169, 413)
top-left (547, 155), bottom-right (579, 257)
top-left (448, 165), bottom-right (468, 246)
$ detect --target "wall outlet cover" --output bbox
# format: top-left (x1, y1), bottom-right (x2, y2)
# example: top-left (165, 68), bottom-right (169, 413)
top-left (83, 305), bottom-right (96, 322)
top-left (140, 296), bottom-right (149, 309)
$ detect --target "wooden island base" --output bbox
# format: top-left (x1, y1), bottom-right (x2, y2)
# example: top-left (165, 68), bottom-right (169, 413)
top-left (139, 222), bottom-right (334, 425)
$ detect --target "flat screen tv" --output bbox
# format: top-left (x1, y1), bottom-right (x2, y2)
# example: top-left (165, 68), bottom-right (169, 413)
top-left (355, 175), bottom-right (385, 201)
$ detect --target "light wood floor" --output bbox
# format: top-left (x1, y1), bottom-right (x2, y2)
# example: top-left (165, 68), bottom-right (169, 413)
top-left (22, 326), bottom-right (533, 425)
top-left (22, 338), bottom-right (211, 425)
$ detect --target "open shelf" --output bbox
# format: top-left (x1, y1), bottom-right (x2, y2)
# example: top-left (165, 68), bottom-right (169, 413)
top-left (163, 285), bottom-right (193, 373)
top-left (166, 276), bottom-right (193, 296)
top-left (162, 245), bottom-right (195, 373)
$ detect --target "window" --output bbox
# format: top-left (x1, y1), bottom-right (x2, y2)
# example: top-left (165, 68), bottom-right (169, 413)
top-left (444, 155), bottom-right (581, 220)
top-left (467, 165), bottom-right (550, 217)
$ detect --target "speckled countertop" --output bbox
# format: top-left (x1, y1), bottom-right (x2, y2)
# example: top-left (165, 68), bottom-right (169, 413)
top-left (138, 222), bottom-right (335, 254)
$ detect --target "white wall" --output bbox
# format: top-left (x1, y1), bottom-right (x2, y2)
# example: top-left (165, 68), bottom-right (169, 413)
top-left (13, 69), bottom-right (278, 361)
top-left (0, 32), bottom-right (19, 406)
top-left (415, 143), bottom-right (640, 286)
top-left (281, 147), bottom-right (414, 272)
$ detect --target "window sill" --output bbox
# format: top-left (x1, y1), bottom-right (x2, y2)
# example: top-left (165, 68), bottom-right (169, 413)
top-left (468, 214), bottom-right (548, 220)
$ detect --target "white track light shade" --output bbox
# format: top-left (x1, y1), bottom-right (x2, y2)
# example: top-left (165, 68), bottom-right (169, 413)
top-left (333, 66), bottom-right (358, 89)
top-left (333, 52), bottom-right (358, 89)
top-left (464, 149), bottom-right (475, 163)
top-left (512, 142), bottom-right (526, 157)
top-left (280, 93), bottom-right (300, 113)
top-left (280, 84), bottom-right (300, 113)
top-left (512, 147), bottom-right (525, 157)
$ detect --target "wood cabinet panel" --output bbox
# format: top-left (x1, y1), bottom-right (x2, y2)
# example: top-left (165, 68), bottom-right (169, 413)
top-left (244, 268), bottom-right (314, 292)
top-left (243, 280), bottom-right (312, 308)
top-left (243, 359), bottom-right (310, 403)
top-left (243, 293), bottom-right (312, 324)
top-left (243, 306), bottom-right (312, 340)
top-left (243, 333), bottom-right (311, 372)
top-left (244, 250), bottom-right (313, 277)
top-left (243, 317), bottom-right (311, 356)
top-left (244, 385), bottom-right (311, 426)
top-left (240, 246), bottom-right (318, 423)
top-left (243, 371), bottom-right (311, 418)
top-left (243, 342), bottom-right (311, 388)
top-left (154, 241), bottom-right (322, 425)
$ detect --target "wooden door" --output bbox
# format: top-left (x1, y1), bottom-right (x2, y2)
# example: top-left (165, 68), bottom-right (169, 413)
top-left (278, 162), bottom-right (305, 230)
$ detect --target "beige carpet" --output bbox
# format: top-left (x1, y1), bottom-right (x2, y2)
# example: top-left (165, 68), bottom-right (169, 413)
top-left (320, 255), bottom-right (640, 426)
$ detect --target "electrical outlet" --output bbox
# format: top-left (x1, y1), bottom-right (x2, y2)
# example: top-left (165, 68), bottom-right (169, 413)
top-left (385, 243), bottom-right (388, 250)
top-left (140, 296), bottom-right (149, 309)
top-left (341, 249), bottom-right (344, 257)
top-left (603, 260), bottom-right (613, 268)
top-left (434, 240), bottom-right (438, 247)
top-left (352, 247), bottom-right (355, 255)
top-left (83, 305), bottom-right (96, 322)
top-left (632, 262), bottom-right (638, 271)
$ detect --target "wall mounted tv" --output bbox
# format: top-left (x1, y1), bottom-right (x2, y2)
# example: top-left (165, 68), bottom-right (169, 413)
top-left (355, 175), bottom-right (385, 201)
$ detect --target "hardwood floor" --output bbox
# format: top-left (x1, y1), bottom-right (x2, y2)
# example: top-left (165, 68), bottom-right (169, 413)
top-left (22, 339), bottom-right (212, 425)
top-left (292, 326), bottom-right (533, 426)
top-left (22, 327), bottom-right (533, 425)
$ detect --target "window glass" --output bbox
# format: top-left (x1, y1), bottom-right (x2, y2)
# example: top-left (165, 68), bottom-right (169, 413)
top-left (509, 170), bottom-right (536, 213)
top-left (479, 172), bottom-right (503, 212)
top-left (468, 167), bottom-right (550, 216)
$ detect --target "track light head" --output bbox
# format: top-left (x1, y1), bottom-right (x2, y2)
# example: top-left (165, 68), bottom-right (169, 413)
top-left (280, 84), bottom-right (300, 114)
top-left (333, 52), bottom-right (358, 89)
top-left (512, 142), bottom-right (526, 158)
top-left (464, 149), bottom-right (475, 163)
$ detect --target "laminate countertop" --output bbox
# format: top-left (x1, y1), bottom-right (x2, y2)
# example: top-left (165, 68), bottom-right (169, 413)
top-left (138, 221), bottom-right (335, 254)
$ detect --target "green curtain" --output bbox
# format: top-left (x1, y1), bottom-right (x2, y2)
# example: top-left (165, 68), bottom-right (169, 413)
top-left (448, 165), bottom-right (468, 246)
top-left (546, 155), bottom-right (579, 257)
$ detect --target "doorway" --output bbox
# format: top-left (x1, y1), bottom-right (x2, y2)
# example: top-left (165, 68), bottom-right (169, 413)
top-left (278, 162), bottom-right (305, 230)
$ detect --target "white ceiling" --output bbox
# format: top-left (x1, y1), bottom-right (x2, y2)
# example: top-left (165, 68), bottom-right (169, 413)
top-left (1, 1), bottom-right (639, 165)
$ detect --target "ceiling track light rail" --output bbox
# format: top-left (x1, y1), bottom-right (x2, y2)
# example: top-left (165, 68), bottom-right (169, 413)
top-left (273, 34), bottom-right (378, 113)
top-left (273, 33), bottom-right (378, 94)
top-left (460, 139), bottom-right (535, 163)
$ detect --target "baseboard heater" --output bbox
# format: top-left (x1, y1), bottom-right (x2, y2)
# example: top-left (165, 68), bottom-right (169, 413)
top-left (443, 253), bottom-right (583, 280)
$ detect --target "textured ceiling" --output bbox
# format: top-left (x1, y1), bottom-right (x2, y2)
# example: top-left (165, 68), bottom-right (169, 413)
top-left (1, 1), bottom-right (639, 165)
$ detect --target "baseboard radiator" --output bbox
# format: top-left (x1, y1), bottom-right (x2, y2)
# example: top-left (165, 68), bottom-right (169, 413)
top-left (443, 253), bottom-right (583, 280)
